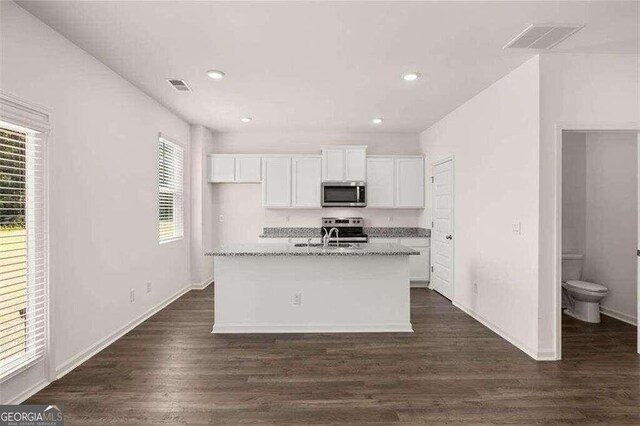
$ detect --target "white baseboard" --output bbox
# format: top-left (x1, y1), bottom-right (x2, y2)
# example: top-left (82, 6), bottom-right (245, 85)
top-left (55, 283), bottom-right (193, 379)
top-left (410, 281), bottom-right (430, 288)
top-left (212, 323), bottom-right (413, 334)
top-left (453, 301), bottom-right (557, 361)
top-left (6, 379), bottom-right (49, 405)
top-left (191, 275), bottom-right (214, 290)
top-left (600, 306), bottom-right (637, 326)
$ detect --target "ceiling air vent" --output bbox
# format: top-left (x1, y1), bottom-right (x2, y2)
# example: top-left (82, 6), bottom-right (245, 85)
top-left (167, 79), bottom-right (191, 92)
top-left (504, 24), bottom-right (584, 49)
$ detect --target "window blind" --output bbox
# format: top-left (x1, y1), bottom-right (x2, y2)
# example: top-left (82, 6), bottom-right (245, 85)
top-left (158, 136), bottom-right (184, 243)
top-left (0, 121), bottom-right (47, 379)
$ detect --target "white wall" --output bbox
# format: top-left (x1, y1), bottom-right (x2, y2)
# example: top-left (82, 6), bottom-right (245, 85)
top-left (538, 53), bottom-right (639, 356)
top-left (562, 133), bottom-right (587, 255)
top-left (190, 125), bottom-right (215, 286)
top-left (0, 2), bottom-right (191, 403)
top-left (583, 133), bottom-right (637, 323)
top-left (209, 132), bottom-right (423, 247)
top-left (420, 56), bottom-right (541, 357)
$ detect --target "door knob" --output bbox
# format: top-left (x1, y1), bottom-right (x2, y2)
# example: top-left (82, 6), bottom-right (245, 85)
top-left (445, 235), bottom-right (453, 240)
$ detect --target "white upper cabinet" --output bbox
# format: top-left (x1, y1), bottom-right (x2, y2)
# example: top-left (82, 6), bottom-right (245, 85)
top-left (292, 156), bottom-right (321, 208)
top-left (345, 148), bottom-right (367, 181)
top-left (395, 156), bottom-right (425, 208)
top-left (366, 155), bottom-right (424, 209)
top-left (209, 155), bottom-right (235, 182)
top-left (322, 145), bottom-right (367, 182)
top-left (366, 157), bottom-right (395, 208)
top-left (322, 148), bottom-right (345, 181)
top-left (209, 155), bottom-right (261, 183)
top-left (235, 157), bottom-right (262, 182)
top-left (262, 157), bottom-right (291, 208)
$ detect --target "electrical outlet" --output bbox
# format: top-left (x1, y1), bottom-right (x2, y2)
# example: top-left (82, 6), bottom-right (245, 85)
top-left (388, 216), bottom-right (394, 223)
top-left (292, 292), bottom-right (302, 305)
top-left (285, 215), bottom-right (290, 223)
top-left (473, 283), bottom-right (478, 294)
top-left (146, 282), bottom-right (152, 294)
top-left (218, 214), bottom-right (225, 223)
top-left (130, 289), bottom-right (135, 303)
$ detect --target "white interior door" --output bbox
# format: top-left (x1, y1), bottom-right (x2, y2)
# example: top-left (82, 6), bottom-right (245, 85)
top-left (431, 158), bottom-right (454, 300)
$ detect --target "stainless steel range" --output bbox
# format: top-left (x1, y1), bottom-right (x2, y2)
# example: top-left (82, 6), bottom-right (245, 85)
top-left (321, 217), bottom-right (369, 245)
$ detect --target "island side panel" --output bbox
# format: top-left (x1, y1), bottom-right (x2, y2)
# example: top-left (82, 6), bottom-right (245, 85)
top-left (213, 256), bottom-right (412, 333)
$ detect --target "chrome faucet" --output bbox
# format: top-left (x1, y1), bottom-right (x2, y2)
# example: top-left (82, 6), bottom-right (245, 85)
top-left (323, 227), bottom-right (339, 248)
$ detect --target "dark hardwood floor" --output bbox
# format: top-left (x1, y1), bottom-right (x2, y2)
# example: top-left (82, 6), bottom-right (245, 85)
top-left (27, 286), bottom-right (639, 424)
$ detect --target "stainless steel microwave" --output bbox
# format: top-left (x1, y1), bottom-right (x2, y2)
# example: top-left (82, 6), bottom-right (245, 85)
top-left (321, 182), bottom-right (366, 207)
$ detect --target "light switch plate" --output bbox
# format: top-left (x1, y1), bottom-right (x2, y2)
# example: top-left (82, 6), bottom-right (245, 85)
top-left (512, 222), bottom-right (521, 235)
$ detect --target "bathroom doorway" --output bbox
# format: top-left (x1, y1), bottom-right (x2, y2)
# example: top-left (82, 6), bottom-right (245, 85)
top-left (559, 129), bottom-right (639, 357)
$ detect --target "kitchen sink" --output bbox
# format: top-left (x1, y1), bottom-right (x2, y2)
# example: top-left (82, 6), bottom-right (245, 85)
top-left (293, 243), bottom-right (360, 249)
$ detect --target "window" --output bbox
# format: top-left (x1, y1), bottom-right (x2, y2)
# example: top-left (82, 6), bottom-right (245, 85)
top-left (0, 121), bottom-right (47, 379)
top-left (158, 136), bottom-right (184, 243)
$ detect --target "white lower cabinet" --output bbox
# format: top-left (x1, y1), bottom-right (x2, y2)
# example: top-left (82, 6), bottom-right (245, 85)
top-left (370, 237), bottom-right (430, 284)
top-left (262, 157), bottom-right (291, 207)
top-left (400, 238), bottom-right (430, 283)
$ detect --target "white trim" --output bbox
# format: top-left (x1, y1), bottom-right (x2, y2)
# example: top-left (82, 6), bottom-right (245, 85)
top-left (0, 92), bottom-right (53, 385)
top-left (0, 91), bottom-right (51, 133)
top-left (55, 283), bottom-right (192, 379)
top-left (212, 323), bottom-right (413, 334)
top-left (5, 379), bottom-right (49, 405)
top-left (453, 301), bottom-right (553, 361)
top-left (552, 123), bottom-right (640, 361)
top-left (192, 276), bottom-right (214, 290)
top-left (158, 132), bottom-right (184, 149)
top-left (600, 306), bottom-right (637, 326)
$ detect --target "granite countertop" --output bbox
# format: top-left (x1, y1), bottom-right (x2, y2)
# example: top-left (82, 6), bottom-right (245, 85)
top-left (209, 243), bottom-right (419, 257)
top-left (259, 227), bottom-right (430, 238)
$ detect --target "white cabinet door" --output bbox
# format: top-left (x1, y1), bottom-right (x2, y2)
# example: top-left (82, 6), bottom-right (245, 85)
top-left (322, 148), bottom-right (345, 181)
top-left (209, 156), bottom-right (235, 182)
top-left (262, 157), bottom-right (291, 208)
top-left (366, 157), bottom-right (395, 207)
top-left (292, 156), bottom-right (321, 208)
top-left (235, 157), bottom-right (262, 182)
top-left (345, 148), bottom-right (367, 181)
top-left (396, 157), bottom-right (425, 208)
top-left (401, 238), bottom-right (430, 282)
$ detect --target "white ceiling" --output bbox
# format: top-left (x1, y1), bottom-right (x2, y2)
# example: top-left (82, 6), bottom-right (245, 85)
top-left (17, 1), bottom-right (638, 133)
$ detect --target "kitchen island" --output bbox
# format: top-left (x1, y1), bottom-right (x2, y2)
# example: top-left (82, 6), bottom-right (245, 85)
top-left (210, 243), bottom-right (418, 334)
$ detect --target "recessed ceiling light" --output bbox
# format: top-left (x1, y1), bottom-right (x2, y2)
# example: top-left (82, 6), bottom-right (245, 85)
top-left (402, 72), bottom-right (421, 81)
top-left (241, 117), bottom-right (252, 123)
top-left (372, 118), bottom-right (384, 124)
top-left (207, 70), bottom-right (226, 80)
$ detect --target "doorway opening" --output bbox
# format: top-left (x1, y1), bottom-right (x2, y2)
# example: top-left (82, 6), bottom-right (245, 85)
top-left (559, 129), bottom-right (639, 358)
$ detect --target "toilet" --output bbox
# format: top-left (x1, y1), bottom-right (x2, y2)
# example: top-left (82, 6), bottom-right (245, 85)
top-left (561, 254), bottom-right (608, 323)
